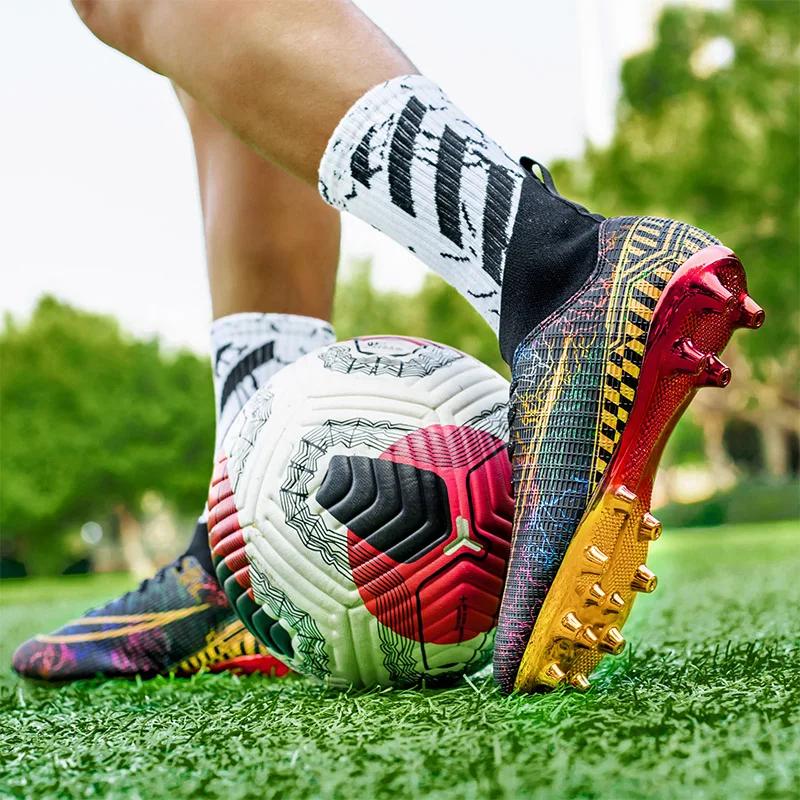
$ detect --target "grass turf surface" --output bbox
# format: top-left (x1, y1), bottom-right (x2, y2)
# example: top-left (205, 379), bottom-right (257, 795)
top-left (1, 521), bottom-right (798, 800)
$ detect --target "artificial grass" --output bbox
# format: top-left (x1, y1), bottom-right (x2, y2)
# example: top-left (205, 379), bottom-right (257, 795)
top-left (1, 521), bottom-right (798, 800)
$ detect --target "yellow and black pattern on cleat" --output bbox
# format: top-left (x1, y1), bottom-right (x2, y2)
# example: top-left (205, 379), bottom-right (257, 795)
top-left (589, 219), bottom-right (718, 490)
top-left (175, 619), bottom-right (268, 674)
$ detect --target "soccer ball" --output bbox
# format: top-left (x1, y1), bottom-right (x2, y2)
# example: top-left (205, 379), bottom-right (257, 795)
top-left (208, 336), bottom-right (513, 688)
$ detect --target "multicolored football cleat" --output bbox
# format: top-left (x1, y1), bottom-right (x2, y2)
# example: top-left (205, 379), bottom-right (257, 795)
top-left (12, 528), bottom-right (289, 682)
top-left (496, 215), bottom-right (763, 693)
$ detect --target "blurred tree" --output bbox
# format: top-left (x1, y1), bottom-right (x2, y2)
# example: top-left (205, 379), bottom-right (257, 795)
top-left (552, 0), bottom-right (799, 362)
top-left (0, 297), bottom-right (214, 574)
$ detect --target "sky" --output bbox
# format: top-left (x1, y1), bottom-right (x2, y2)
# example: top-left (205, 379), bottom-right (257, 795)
top-left (1, 0), bottom-right (726, 353)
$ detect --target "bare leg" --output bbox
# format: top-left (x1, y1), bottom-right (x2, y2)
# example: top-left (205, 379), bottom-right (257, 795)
top-left (175, 87), bottom-right (340, 319)
top-left (75, 0), bottom-right (415, 184)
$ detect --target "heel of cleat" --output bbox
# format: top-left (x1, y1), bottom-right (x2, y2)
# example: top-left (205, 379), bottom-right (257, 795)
top-left (514, 244), bottom-right (764, 693)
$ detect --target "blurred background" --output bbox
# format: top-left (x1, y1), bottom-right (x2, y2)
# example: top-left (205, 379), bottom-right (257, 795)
top-left (1, 0), bottom-right (797, 579)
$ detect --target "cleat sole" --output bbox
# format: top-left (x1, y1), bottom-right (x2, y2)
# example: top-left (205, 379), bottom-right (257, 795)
top-left (514, 245), bottom-right (762, 692)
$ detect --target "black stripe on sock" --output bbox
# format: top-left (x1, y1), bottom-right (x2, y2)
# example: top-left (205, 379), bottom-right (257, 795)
top-left (388, 96), bottom-right (426, 217)
top-left (219, 341), bottom-right (275, 412)
top-left (351, 126), bottom-right (376, 188)
top-left (435, 126), bottom-right (466, 246)
top-left (482, 164), bottom-right (517, 283)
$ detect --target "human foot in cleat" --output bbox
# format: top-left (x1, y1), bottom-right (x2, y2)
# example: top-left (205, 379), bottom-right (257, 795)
top-left (496, 216), bottom-right (763, 693)
top-left (12, 529), bottom-right (290, 683)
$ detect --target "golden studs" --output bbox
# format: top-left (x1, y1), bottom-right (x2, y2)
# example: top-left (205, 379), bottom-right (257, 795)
top-left (584, 545), bottom-right (609, 571)
top-left (700, 354), bottom-right (731, 388)
top-left (631, 564), bottom-right (658, 593)
top-left (639, 512), bottom-right (663, 541)
top-left (613, 485), bottom-right (637, 509)
top-left (607, 592), bottom-right (625, 611)
top-left (561, 612), bottom-right (598, 648)
top-left (599, 626), bottom-right (626, 655)
top-left (571, 673), bottom-right (591, 691)
top-left (561, 612), bottom-right (582, 633)
top-left (586, 582), bottom-right (607, 605)
top-left (542, 662), bottom-right (566, 685)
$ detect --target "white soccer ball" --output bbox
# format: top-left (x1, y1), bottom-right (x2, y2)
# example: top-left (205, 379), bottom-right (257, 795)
top-left (208, 336), bottom-right (513, 688)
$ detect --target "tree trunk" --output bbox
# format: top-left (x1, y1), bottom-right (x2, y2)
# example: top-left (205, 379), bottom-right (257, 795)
top-left (115, 505), bottom-right (154, 580)
top-left (759, 420), bottom-right (791, 478)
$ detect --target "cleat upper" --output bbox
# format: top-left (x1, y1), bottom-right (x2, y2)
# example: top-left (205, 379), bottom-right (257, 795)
top-left (11, 549), bottom-right (280, 683)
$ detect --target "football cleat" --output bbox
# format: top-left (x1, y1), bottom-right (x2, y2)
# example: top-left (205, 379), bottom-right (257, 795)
top-left (497, 215), bottom-right (763, 693)
top-left (12, 526), bottom-right (289, 682)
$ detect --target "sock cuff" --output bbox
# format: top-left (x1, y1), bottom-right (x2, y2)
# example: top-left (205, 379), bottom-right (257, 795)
top-left (319, 74), bottom-right (446, 207)
top-left (210, 312), bottom-right (336, 446)
top-left (210, 312), bottom-right (334, 347)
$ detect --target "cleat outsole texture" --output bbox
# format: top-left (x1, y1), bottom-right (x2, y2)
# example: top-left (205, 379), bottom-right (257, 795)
top-left (513, 242), bottom-right (762, 691)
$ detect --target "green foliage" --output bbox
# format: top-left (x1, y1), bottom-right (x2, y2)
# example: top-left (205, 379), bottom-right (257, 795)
top-left (2, 522), bottom-right (798, 799)
top-left (552, 0), bottom-right (800, 360)
top-left (0, 297), bottom-right (214, 573)
top-left (659, 477), bottom-right (800, 529)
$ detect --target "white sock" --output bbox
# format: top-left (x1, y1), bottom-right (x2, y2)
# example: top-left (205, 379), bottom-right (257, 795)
top-left (198, 312), bottom-right (335, 523)
top-left (319, 75), bottom-right (526, 330)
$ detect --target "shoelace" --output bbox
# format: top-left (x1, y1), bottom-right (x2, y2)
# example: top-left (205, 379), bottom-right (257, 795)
top-left (127, 557), bottom-right (185, 597)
